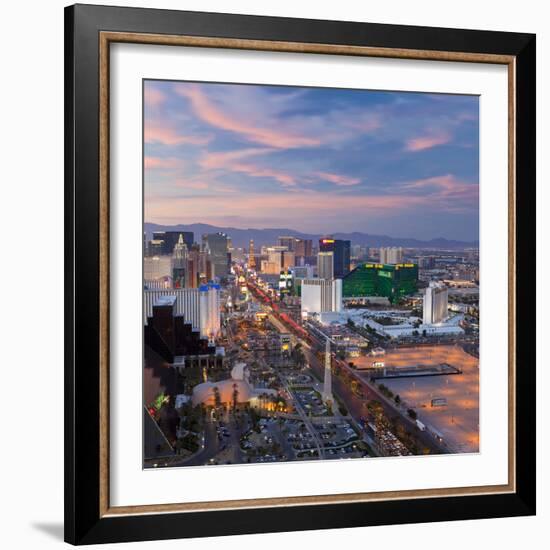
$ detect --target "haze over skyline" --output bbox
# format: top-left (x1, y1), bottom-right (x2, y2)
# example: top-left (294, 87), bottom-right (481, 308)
top-left (144, 80), bottom-right (479, 241)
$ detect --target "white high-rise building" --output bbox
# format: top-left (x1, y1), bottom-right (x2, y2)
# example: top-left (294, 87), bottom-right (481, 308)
top-left (144, 283), bottom-right (221, 340)
top-left (317, 251), bottom-right (334, 279)
top-left (301, 278), bottom-right (342, 316)
top-left (423, 281), bottom-right (449, 324)
top-left (380, 247), bottom-right (403, 264)
top-left (144, 287), bottom-right (201, 330)
top-left (199, 282), bottom-right (221, 340)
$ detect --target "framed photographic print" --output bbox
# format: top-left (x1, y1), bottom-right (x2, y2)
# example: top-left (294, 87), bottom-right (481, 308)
top-left (64, 3), bottom-right (536, 545)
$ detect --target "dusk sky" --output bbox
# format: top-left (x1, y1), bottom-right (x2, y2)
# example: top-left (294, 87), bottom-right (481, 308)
top-left (144, 80), bottom-right (479, 241)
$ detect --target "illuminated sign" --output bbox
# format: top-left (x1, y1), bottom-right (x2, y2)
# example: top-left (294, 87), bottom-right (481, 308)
top-left (279, 270), bottom-right (293, 293)
top-left (322, 239), bottom-right (335, 244)
top-left (378, 271), bottom-right (392, 278)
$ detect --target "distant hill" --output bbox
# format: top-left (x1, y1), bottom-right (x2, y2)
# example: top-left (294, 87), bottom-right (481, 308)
top-left (144, 222), bottom-right (478, 250)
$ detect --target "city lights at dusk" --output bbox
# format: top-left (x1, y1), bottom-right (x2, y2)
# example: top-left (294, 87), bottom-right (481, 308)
top-left (142, 79), bottom-right (480, 469)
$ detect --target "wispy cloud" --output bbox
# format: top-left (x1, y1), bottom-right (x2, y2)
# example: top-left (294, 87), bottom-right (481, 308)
top-left (397, 174), bottom-right (478, 210)
top-left (144, 190), bottom-right (425, 229)
top-left (145, 173), bottom-right (476, 225)
top-left (346, 114), bottom-right (382, 133)
top-left (144, 86), bottom-right (166, 109)
top-left (227, 162), bottom-right (298, 186)
top-left (173, 180), bottom-right (210, 190)
top-left (199, 148), bottom-right (298, 186)
top-left (405, 131), bottom-right (452, 151)
top-left (199, 148), bottom-right (274, 169)
top-left (144, 121), bottom-right (212, 146)
top-left (143, 80), bottom-right (479, 239)
top-left (316, 171), bottom-right (361, 186)
top-left (175, 84), bottom-right (321, 149)
top-left (144, 156), bottom-right (182, 170)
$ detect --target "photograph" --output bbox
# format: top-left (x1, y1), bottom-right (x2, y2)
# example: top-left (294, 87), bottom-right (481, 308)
top-left (142, 79), bottom-right (480, 468)
top-left (59, 2), bottom-right (537, 544)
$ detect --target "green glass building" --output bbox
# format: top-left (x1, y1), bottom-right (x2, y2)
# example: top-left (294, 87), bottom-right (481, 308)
top-left (342, 263), bottom-right (418, 303)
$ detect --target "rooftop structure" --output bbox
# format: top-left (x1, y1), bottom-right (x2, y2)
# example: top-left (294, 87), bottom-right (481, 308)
top-left (154, 295), bottom-right (177, 307)
top-left (191, 363), bottom-right (277, 407)
top-left (152, 230), bottom-right (194, 255)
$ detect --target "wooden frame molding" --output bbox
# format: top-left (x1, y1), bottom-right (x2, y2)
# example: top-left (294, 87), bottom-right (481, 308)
top-left (66, 5), bottom-right (535, 544)
top-left (98, 31), bottom-right (516, 518)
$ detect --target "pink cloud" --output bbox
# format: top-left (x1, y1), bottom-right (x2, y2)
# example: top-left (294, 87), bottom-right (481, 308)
top-left (201, 149), bottom-right (365, 189)
top-left (171, 176), bottom-right (237, 194)
top-left (405, 131), bottom-right (452, 152)
top-left (145, 190), bottom-right (427, 224)
top-left (144, 87), bottom-right (166, 109)
top-left (144, 122), bottom-right (212, 146)
top-left (347, 115), bottom-right (382, 133)
top-left (398, 174), bottom-right (478, 207)
top-left (175, 84), bottom-right (321, 149)
top-left (174, 180), bottom-right (210, 190)
top-left (199, 148), bottom-right (296, 186)
top-left (145, 173), bottom-right (477, 225)
top-left (144, 156), bottom-right (181, 170)
top-left (199, 148), bottom-right (273, 170)
top-left (401, 174), bottom-right (473, 193)
top-left (229, 162), bottom-right (297, 186)
top-left (316, 171), bottom-right (361, 186)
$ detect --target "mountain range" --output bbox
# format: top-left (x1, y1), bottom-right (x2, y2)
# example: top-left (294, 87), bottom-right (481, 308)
top-left (144, 222), bottom-right (477, 250)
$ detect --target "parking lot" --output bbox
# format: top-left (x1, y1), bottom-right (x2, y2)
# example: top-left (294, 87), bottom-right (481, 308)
top-left (292, 387), bottom-right (330, 416)
top-left (376, 345), bottom-right (479, 453)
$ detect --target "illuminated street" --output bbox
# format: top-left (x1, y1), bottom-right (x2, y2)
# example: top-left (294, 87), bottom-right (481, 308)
top-left (142, 81), bottom-right (481, 467)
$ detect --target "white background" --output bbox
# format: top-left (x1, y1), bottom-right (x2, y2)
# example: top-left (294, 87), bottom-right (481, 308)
top-left (0, 0), bottom-right (546, 548)
top-left (111, 44), bottom-right (508, 506)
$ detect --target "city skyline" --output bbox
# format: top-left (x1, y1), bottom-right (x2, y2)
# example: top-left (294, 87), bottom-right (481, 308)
top-left (144, 80), bottom-right (479, 241)
top-left (143, 80), bottom-right (481, 467)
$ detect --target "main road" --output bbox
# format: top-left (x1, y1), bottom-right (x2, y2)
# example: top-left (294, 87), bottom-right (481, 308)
top-left (246, 277), bottom-right (447, 455)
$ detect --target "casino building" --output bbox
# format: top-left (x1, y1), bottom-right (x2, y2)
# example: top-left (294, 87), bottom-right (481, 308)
top-left (342, 263), bottom-right (418, 303)
top-left (319, 237), bottom-right (351, 277)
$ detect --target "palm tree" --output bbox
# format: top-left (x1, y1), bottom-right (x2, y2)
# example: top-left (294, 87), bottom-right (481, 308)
top-left (213, 386), bottom-right (221, 412)
top-left (277, 415), bottom-right (285, 434)
top-left (232, 383), bottom-right (239, 413)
